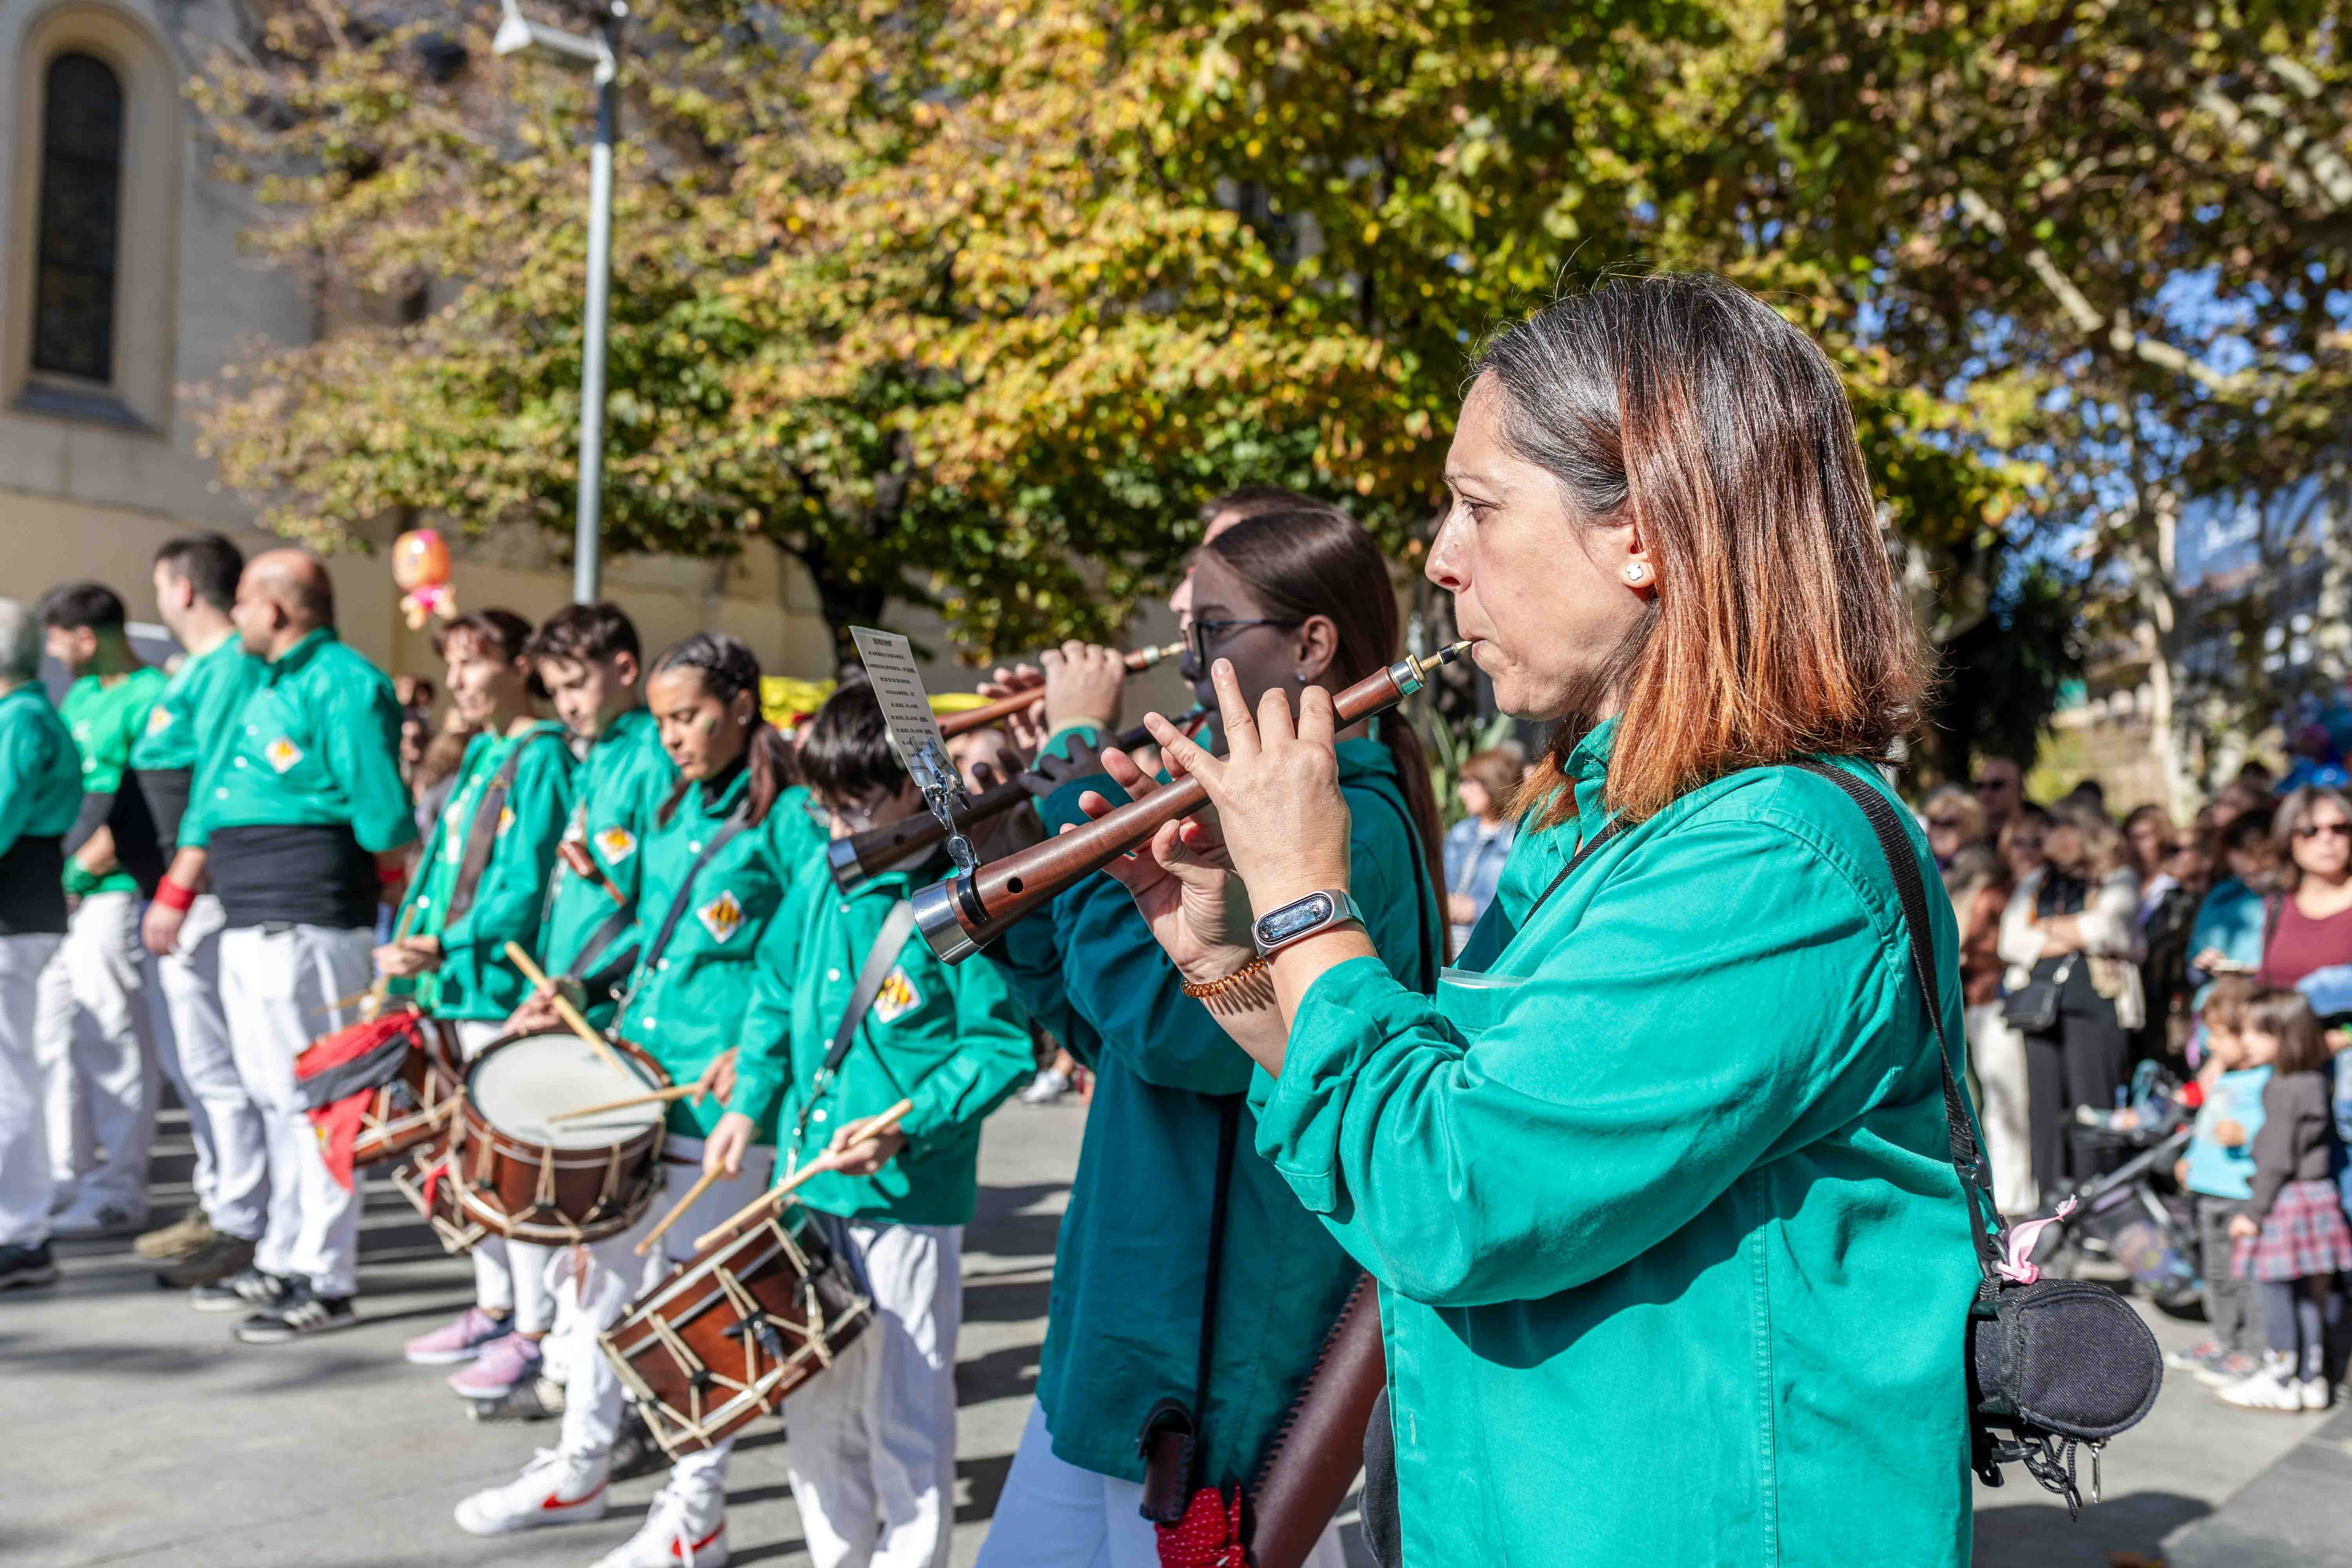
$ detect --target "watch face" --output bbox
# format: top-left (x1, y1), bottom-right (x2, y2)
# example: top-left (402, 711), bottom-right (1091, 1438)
top-left (1258, 892), bottom-right (1336, 947)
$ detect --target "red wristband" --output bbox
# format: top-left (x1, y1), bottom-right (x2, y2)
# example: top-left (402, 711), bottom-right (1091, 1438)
top-left (154, 877), bottom-right (198, 913)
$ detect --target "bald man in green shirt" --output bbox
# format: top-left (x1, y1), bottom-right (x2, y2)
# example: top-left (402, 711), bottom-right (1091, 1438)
top-left (31, 581), bottom-right (165, 1240)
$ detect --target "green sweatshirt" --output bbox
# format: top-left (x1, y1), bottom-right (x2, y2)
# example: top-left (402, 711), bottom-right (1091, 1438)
top-left (538, 706), bottom-right (673, 1026)
top-left (1253, 718), bottom-right (1980, 1567)
top-left (59, 665), bottom-right (165, 896)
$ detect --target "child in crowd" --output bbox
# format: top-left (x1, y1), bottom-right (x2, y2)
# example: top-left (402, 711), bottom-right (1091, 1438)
top-left (2216, 987), bottom-right (2352, 1412)
top-left (2166, 977), bottom-right (2270, 1387)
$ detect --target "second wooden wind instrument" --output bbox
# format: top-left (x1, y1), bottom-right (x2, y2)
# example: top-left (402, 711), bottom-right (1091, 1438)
top-left (827, 706), bottom-right (1208, 892)
top-left (934, 639), bottom-right (1185, 739)
top-left (911, 642), bottom-right (1470, 963)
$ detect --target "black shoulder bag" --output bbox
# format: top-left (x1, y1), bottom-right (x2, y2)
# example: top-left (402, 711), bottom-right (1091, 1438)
top-left (445, 729), bottom-right (564, 925)
top-left (1794, 760), bottom-right (2161, 1517)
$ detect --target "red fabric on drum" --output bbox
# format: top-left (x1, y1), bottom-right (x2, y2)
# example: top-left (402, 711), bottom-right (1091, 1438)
top-left (298, 1011), bottom-right (426, 1193)
top-left (1153, 1485), bottom-right (1247, 1568)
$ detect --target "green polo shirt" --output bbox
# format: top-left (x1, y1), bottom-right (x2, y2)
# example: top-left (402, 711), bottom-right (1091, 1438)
top-left (539, 706), bottom-right (674, 1024)
top-left (614, 769), bottom-right (828, 1139)
top-left (0, 684), bottom-right (85, 853)
top-left (730, 856), bottom-right (1034, 1227)
top-left (394, 720), bottom-right (575, 1020)
top-left (128, 633), bottom-right (261, 856)
top-left (179, 628), bottom-right (415, 854)
top-left (60, 665), bottom-right (167, 897)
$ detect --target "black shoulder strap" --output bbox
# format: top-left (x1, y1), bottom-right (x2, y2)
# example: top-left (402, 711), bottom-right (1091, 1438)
top-left (1522, 816), bottom-right (1628, 928)
top-left (632, 803), bottom-right (753, 981)
top-left (788, 900), bottom-right (920, 1154)
top-left (446, 730), bottom-right (559, 925)
top-left (1188, 1093), bottom-right (1242, 1488)
top-left (1792, 759), bottom-right (2004, 1277)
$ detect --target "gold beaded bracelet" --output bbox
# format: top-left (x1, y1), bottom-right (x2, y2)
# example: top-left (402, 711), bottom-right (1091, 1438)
top-left (1180, 957), bottom-right (1271, 1001)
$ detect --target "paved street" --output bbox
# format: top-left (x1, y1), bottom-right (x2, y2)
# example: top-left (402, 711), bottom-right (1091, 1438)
top-left (3, 1093), bottom-right (2345, 1568)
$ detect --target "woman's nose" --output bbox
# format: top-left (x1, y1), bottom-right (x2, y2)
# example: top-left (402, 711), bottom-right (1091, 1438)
top-left (1425, 515), bottom-right (1469, 592)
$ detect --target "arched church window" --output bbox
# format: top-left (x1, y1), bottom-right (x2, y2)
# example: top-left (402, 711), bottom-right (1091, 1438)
top-left (32, 52), bottom-right (125, 383)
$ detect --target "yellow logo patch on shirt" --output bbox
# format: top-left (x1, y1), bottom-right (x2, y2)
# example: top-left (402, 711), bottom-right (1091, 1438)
top-left (696, 890), bottom-right (744, 944)
top-left (594, 826), bottom-right (637, 865)
top-left (145, 706), bottom-right (175, 737)
top-left (873, 966), bottom-right (922, 1024)
top-left (497, 805), bottom-right (515, 837)
top-left (265, 737), bottom-right (304, 773)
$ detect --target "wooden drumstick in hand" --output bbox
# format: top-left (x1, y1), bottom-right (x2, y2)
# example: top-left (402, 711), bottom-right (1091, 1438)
top-left (689, 1099), bottom-right (914, 1251)
top-left (503, 941), bottom-right (633, 1080)
top-left (634, 1167), bottom-right (723, 1256)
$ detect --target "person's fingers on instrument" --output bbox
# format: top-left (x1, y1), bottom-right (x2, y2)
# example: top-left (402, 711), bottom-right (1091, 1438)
top-left (1254, 677), bottom-right (1300, 747)
top-left (1143, 711), bottom-right (1227, 802)
top-left (1098, 746), bottom-right (1164, 800)
top-left (1208, 658), bottom-right (1258, 759)
top-left (1295, 682), bottom-right (1338, 748)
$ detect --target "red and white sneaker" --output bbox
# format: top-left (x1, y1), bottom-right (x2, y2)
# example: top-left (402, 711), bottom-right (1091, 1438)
top-left (588, 1480), bottom-right (728, 1567)
top-left (452, 1448), bottom-right (611, 1536)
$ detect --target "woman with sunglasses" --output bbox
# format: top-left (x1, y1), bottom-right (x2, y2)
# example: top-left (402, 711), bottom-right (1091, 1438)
top-left (1921, 783), bottom-right (1985, 881)
top-left (2256, 787), bottom-right (2352, 989)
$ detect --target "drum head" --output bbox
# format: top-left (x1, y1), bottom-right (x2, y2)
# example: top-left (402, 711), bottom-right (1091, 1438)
top-left (468, 1033), bottom-right (665, 1149)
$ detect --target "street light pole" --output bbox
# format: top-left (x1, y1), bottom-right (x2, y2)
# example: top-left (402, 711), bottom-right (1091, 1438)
top-left (574, 11), bottom-right (619, 604)
top-left (495, 0), bottom-right (623, 605)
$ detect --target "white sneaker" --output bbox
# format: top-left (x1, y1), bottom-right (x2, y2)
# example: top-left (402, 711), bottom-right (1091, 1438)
top-left (453, 1448), bottom-right (612, 1536)
top-left (589, 1479), bottom-right (728, 1567)
top-left (2214, 1355), bottom-right (2327, 1414)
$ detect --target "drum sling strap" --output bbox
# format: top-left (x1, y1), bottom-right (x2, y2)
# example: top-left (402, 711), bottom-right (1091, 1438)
top-left (627, 805), bottom-right (753, 997)
top-left (445, 730), bottom-right (563, 925)
top-left (786, 899), bottom-right (918, 1162)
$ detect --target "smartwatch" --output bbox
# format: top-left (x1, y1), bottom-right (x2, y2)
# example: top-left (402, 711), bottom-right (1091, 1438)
top-left (1252, 889), bottom-right (1366, 959)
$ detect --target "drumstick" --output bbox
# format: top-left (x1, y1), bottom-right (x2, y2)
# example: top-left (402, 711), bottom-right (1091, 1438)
top-left (633, 1167), bottom-right (723, 1256)
top-left (690, 1098), bottom-right (914, 1251)
top-left (547, 1082), bottom-right (703, 1122)
top-left (502, 940), bottom-right (635, 1081)
top-left (358, 906), bottom-right (421, 1016)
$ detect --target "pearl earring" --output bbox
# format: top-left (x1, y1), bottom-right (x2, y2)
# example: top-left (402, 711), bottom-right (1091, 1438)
top-left (1622, 562), bottom-right (1651, 585)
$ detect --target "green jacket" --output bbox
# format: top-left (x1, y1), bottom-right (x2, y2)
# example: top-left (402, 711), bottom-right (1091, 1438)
top-left (127, 634), bottom-right (261, 855)
top-left (180, 628), bottom-right (415, 854)
top-left (614, 770), bottom-right (828, 1139)
top-left (0, 684), bottom-right (85, 925)
top-left (993, 735), bottom-right (1440, 1489)
top-left (539, 706), bottom-right (673, 1026)
top-left (395, 722), bottom-right (575, 1021)
top-left (731, 857), bottom-right (1035, 1226)
top-left (1252, 719), bottom-right (1978, 1567)
top-left (59, 666), bottom-right (166, 897)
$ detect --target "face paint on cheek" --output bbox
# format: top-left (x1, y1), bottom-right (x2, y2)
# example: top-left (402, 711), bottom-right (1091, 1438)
top-left (699, 712), bottom-right (719, 736)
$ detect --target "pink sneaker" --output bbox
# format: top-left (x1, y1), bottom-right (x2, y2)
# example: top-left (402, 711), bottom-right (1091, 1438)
top-left (448, 1331), bottom-right (543, 1399)
top-left (405, 1306), bottom-right (513, 1367)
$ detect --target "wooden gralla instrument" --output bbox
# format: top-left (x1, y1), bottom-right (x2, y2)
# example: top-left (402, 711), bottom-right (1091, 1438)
top-left (933, 639), bottom-right (1186, 739)
top-left (911, 642), bottom-right (1470, 962)
top-left (826, 705), bottom-right (1207, 893)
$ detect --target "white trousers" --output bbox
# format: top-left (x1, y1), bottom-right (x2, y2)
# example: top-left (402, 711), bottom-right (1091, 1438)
top-left (34, 892), bottom-right (158, 1216)
top-left (450, 1018), bottom-right (561, 1334)
top-left (554, 1138), bottom-right (771, 1504)
top-left (218, 923), bottom-right (374, 1296)
top-left (146, 895), bottom-right (267, 1239)
top-left (788, 1221), bottom-right (962, 1568)
top-left (1965, 1001), bottom-right (2036, 1217)
top-left (0, 934), bottom-right (64, 1249)
top-left (977, 1404), bottom-right (1347, 1568)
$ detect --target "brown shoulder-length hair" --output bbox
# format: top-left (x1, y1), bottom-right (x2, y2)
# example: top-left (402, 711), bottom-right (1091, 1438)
top-left (2270, 784), bottom-right (2352, 891)
top-left (1473, 272), bottom-right (1926, 826)
top-left (2247, 986), bottom-right (2329, 1076)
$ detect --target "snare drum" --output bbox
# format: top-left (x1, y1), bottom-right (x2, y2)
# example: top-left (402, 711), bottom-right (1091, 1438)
top-left (390, 1146), bottom-right (490, 1256)
top-left (349, 1015), bottom-right (465, 1168)
top-left (601, 1203), bottom-right (873, 1457)
top-left (445, 1031), bottom-right (671, 1244)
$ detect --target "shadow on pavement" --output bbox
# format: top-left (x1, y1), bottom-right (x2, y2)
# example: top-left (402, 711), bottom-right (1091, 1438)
top-left (1971, 1488), bottom-right (2210, 1566)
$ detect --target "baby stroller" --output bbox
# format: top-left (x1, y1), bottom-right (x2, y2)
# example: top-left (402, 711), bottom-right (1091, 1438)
top-left (2029, 1062), bottom-right (2205, 1319)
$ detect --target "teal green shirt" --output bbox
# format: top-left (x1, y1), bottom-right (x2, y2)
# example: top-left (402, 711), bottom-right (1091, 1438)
top-left (731, 856), bottom-right (1034, 1226)
top-left (993, 735), bottom-right (1440, 1489)
top-left (128, 635), bottom-right (256, 773)
top-left (59, 665), bottom-right (166, 896)
top-left (1254, 719), bottom-right (1979, 1566)
top-left (615, 772), bottom-right (828, 1139)
top-left (0, 684), bottom-right (85, 855)
top-left (539, 707), bottom-right (673, 1025)
top-left (395, 722), bottom-right (575, 1021)
top-left (179, 629), bottom-right (416, 853)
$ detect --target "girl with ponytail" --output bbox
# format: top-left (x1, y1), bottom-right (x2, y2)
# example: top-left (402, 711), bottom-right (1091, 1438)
top-left (452, 630), bottom-right (829, 1563)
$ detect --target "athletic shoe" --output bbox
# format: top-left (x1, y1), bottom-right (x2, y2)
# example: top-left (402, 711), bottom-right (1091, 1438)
top-left (2162, 1338), bottom-right (2225, 1373)
top-left (448, 1330), bottom-right (543, 1398)
top-left (452, 1446), bottom-right (611, 1536)
top-left (190, 1267), bottom-right (292, 1314)
top-left (134, 1212), bottom-right (217, 1261)
top-left (588, 1479), bottom-right (728, 1568)
top-left (158, 1233), bottom-right (257, 1289)
top-left (2194, 1350), bottom-right (2262, 1387)
top-left (610, 1406), bottom-right (666, 1482)
top-left (233, 1281), bottom-right (358, 1343)
top-left (1017, 1067), bottom-right (1072, 1105)
top-left (51, 1202), bottom-right (149, 1240)
top-left (404, 1305), bottom-right (513, 1366)
top-left (0, 1242), bottom-right (60, 1291)
top-left (468, 1374), bottom-right (566, 1423)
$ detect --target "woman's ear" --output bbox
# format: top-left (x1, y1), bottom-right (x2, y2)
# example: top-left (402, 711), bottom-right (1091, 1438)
top-left (1617, 527), bottom-right (1656, 593)
top-left (1295, 615), bottom-right (1340, 684)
